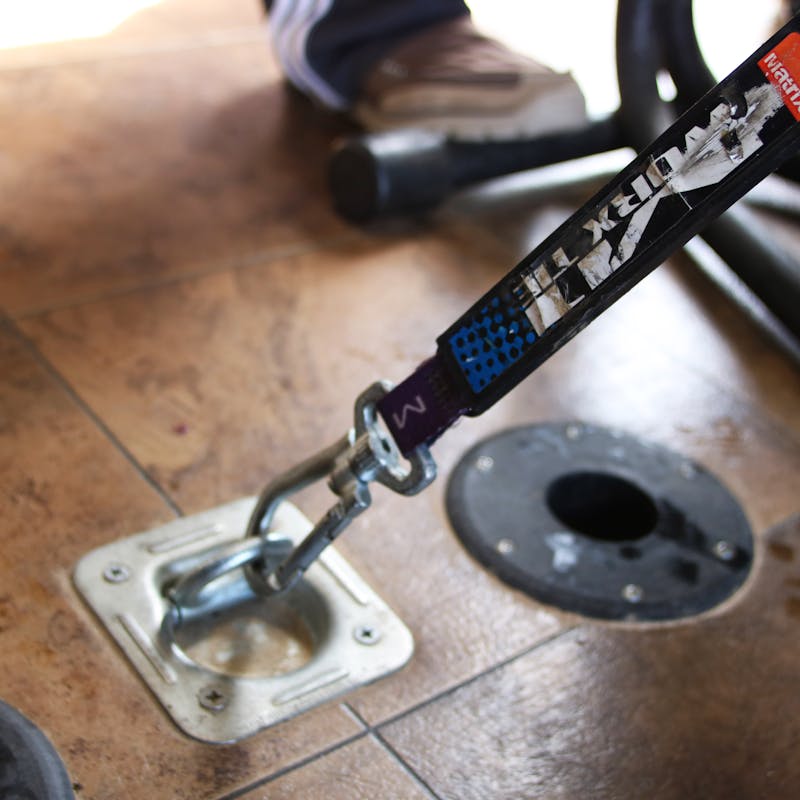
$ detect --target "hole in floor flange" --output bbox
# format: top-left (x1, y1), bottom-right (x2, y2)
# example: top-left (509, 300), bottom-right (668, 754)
top-left (447, 423), bottom-right (755, 622)
top-left (173, 580), bottom-right (330, 679)
top-left (546, 471), bottom-right (659, 542)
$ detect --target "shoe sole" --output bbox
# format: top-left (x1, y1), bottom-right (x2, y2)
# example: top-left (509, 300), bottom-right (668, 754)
top-left (353, 85), bottom-right (588, 142)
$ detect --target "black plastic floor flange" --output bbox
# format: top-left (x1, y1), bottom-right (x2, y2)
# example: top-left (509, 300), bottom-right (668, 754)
top-left (446, 423), bottom-right (753, 622)
top-left (0, 699), bottom-right (74, 799)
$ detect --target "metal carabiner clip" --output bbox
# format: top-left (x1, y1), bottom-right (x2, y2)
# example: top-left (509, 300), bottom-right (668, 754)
top-left (240, 381), bottom-right (437, 596)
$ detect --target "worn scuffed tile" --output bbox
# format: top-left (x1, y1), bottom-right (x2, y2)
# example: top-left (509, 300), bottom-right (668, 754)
top-left (237, 736), bottom-right (433, 800)
top-left (381, 515), bottom-right (800, 800)
top-left (18, 233), bottom-right (505, 512)
top-left (0, 322), bottom-right (362, 800)
top-left (0, 39), bottom-right (354, 317)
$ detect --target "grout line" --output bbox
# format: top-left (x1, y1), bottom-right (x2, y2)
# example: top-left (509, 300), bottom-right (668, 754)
top-left (3, 315), bottom-right (184, 517)
top-left (11, 233), bottom-right (362, 321)
top-left (344, 704), bottom-right (443, 800)
top-left (216, 730), bottom-right (369, 800)
top-left (375, 625), bottom-right (581, 731)
top-left (339, 700), bottom-right (370, 730)
top-left (369, 730), bottom-right (443, 800)
top-left (215, 627), bottom-right (581, 798)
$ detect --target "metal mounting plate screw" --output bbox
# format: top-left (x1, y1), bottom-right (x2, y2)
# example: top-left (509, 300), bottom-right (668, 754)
top-left (622, 583), bottom-right (644, 603)
top-left (103, 563), bottom-right (130, 584)
top-left (353, 625), bottom-right (381, 646)
top-left (198, 686), bottom-right (227, 713)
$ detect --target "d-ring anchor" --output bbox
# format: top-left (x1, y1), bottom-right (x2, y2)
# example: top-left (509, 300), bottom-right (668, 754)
top-left (165, 533), bottom-right (292, 626)
top-left (72, 382), bottom-right (433, 741)
top-left (74, 496), bottom-right (416, 742)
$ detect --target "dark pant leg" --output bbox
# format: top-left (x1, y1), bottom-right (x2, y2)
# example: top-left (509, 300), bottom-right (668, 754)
top-left (264, 0), bottom-right (470, 107)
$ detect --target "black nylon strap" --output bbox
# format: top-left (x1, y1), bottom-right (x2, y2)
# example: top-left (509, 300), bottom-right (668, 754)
top-left (379, 17), bottom-right (800, 455)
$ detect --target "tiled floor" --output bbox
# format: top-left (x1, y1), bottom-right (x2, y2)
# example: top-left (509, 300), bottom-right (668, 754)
top-left (1, 2), bottom-right (800, 798)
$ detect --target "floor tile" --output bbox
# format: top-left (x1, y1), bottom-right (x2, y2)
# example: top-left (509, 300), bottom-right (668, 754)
top-left (0, 320), bottom-right (362, 799)
top-left (381, 514), bottom-right (800, 800)
top-left (236, 735), bottom-right (433, 800)
top-left (3, 2), bottom-right (799, 796)
top-left (615, 248), bottom-right (800, 438)
top-left (18, 231), bottom-right (506, 512)
top-left (0, 39), bottom-right (354, 318)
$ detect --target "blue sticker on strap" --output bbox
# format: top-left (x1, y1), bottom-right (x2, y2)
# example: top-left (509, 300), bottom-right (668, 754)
top-left (448, 296), bottom-right (536, 392)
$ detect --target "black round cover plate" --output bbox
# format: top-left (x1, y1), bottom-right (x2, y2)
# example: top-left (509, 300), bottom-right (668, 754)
top-left (0, 699), bottom-right (74, 799)
top-left (446, 423), bottom-right (753, 621)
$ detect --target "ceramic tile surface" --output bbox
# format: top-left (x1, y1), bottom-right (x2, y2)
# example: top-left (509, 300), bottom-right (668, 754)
top-left (236, 736), bottom-right (434, 799)
top-left (1, 1), bottom-right (799, 798)
top-left (0, 323), bottom-right (362, 799)
top-left (380, 516), bottom-right (800, 800)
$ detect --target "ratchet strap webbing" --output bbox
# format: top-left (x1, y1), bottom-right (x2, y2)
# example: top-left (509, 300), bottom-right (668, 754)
top-left (378, 18), bottom-right (800, 455)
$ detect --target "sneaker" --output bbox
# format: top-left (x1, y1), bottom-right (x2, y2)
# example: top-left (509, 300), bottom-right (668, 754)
top-left (353, 16), bottom-right (588, 141)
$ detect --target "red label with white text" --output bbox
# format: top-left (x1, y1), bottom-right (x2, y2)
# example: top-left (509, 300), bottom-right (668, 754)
top-left (759, 32), bottom-right (800, 120)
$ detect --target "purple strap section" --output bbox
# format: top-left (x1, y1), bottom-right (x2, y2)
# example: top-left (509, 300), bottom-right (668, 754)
top-left (376, 356), bottom-right (467, 455)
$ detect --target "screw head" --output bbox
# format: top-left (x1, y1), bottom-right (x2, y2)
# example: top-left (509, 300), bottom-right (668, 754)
top-left (103, 563), bottom-right (131, 584)
top-left (713, 540), bottom-right (736, 562)
top-left (622, 583), bottom-right (644, 604)
top-left (353, 625), bottom-right (381, 646)
top-left (198, 686), bottom-right (227, 712)
top-left (496, 538), bottom-right (515, 555)
top-left (475, 455), bottom-right (494, 473)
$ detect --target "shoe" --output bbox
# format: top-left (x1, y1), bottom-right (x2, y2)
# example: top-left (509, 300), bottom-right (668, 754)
top-left (353, 16), bottom-right (587, 141)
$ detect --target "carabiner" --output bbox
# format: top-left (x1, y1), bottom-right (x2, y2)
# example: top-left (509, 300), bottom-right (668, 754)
top-left (243, 381), bottom-right (437, 596)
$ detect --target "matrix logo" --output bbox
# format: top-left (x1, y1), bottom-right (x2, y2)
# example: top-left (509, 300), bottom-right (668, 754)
top-left (759, 33), bottom-right (800, 120)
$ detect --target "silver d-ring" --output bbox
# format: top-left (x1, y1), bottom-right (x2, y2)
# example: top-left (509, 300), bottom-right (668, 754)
top-left (167, 538), bottom-right (263, 621)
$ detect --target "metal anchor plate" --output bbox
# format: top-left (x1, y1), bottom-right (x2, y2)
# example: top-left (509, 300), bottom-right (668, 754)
top-left (73, 497), bottom-right (413, 743)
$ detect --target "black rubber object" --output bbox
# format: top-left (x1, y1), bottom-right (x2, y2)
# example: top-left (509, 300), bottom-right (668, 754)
top-left (328, 118), bottom-right (622, 223)
top-left (0, 699), bottom-right (74, 799)
top-left (615, 0), bottom-right (800, 342)
top-left (446, 423), bottom-right (753, 621)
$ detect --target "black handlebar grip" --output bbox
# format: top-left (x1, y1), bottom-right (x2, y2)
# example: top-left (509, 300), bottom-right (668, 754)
top-left (328, 119), bottom-right (622, 223)
top-left (328, 130), bottom-right (453, 223)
